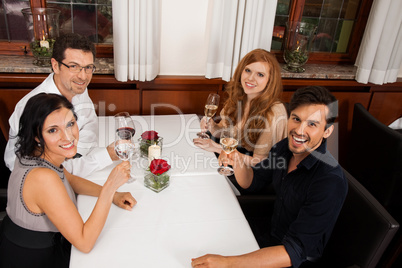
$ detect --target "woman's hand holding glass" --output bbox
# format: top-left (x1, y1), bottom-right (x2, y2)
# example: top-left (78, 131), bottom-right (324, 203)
top-left (103, 161), bottom-right (137, 210)
top-left (193, 137), bottom-right (222, 153)
top-left (197, 93), bottom-right (220, 139)
top-left (114, 129), bottom-right (135, 183)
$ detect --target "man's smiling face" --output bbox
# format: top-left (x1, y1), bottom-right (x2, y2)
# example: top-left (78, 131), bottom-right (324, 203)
top-left (287, 104), bottom-right (333, 159)
top-left (52, 48), bottom-right (94, 101)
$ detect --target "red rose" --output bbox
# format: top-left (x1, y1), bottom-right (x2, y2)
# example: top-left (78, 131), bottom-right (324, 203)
top-left (141, 130), bottom-right (159, 140)
top-left (150, 159), bottom-right (171, 175)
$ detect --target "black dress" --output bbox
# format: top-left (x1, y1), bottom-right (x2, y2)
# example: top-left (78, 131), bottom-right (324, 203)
top-left (0, 215), bottom-right (71, 268)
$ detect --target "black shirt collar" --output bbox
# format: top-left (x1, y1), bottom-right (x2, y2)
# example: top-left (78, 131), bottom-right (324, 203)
top-left (279, 138), bottom-right (336, 170)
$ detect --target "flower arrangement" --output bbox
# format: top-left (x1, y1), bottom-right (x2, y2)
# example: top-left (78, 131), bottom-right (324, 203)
top-left (144, 159), bottom-right (171, 192)
top-left (139, 131), bottom-right (163, 158)
top-left (141, 130), bottom-right (159, 141)
top-left (30, 38), bottom-right (56, 67)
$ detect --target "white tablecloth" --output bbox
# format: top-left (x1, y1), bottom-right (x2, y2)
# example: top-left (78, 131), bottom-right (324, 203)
top-left (98, 114), bottom-right (220, 176)
top-left (70, 114), bottom-right (259, 267)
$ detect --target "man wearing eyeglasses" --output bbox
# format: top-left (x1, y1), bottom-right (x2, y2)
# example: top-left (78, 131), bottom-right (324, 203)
top-left (5, 33), bottom-right (118, 177)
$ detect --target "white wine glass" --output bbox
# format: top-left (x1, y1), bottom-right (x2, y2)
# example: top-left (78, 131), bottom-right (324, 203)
top-left (197, 93), bottom-right (220, 139)
top-left (115, 112), bottom-right (135, 139)
top-left (115, 129), bottom-right (135, 183)
top-left (217, 127), bottom-right (238, 176)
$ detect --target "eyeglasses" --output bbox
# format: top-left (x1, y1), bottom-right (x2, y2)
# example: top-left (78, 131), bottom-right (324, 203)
top-left (58, 61), bottom-right (96, 74)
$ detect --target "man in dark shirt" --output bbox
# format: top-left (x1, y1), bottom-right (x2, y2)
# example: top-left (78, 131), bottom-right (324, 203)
top-left (191, 86), bottom-right (348, 268)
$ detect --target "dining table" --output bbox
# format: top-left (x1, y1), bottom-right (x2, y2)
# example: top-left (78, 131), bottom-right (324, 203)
top-left (69, 114), bottom-right (259, 267)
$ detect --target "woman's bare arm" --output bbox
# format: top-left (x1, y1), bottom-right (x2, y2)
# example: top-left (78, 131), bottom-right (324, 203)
top-left (24, 162), bottom-right (133, 253)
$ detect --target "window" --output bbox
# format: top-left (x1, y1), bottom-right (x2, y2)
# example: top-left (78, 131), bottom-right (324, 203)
top-left (0, 0), bottom-right (113, 57)
top-left (1, 0), bottom-right (373, 63)
top-left (272, 0), bottom-right (373, 63)
top-left (46, 0), bottom-right (112, 44)
top-left (0, 0), bottom-right (30, 42)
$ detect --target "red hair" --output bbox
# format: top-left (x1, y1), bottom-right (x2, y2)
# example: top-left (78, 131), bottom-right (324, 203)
top-left (222, 49), bottom-right (283, 148)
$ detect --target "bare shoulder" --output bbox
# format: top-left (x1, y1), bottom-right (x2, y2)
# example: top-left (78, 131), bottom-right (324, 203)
top-left (24, 167), bottom-right (66, 213)
top-left (27, 167), bottom-right (63, 186)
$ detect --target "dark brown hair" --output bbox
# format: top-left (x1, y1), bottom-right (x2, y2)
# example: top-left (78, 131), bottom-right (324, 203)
top-left (52, 33), bottom-right (96, 64)
top-left (16, 93), bottom-right (77, 158)
top-left (289, 86), bottom-right (338, 129)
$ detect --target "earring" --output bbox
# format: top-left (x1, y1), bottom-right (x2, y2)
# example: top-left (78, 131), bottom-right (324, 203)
top-left (37, 142), bottom-right (41, 147)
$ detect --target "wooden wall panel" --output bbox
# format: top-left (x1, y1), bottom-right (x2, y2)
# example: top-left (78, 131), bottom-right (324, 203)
top-left (142, 90), bottom-right (222, 116)
top-left (368, 92), bottom-right (402, 126)
top-left (88, 89), bottom-right (140, 116)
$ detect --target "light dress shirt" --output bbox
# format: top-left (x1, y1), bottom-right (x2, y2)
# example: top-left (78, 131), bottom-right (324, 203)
top-left (4, 73), bottom-right (112, 178)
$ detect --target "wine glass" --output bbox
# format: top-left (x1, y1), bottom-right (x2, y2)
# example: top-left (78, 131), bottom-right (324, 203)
top-left (217, 127), bottom-right (238, 176)
top-left (115, 129), bottom-right (135, 183)
top-left (197, 93), bottom-right (220, 139)
top-left (115, 112), bottom-right (135, 139)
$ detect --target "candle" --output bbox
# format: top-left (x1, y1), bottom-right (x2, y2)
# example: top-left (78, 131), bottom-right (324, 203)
top-left (40, 37), bottom-right (49, 49)
top-left (295, 40), bottom-right (300, 52)
top-left (148, 144), bottom-right (161, 164)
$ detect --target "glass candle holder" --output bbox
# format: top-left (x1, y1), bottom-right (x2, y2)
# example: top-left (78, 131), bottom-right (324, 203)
top-left (139, 137), bottom-right (163, 158)
top-left (283, 22), bottom-right (316, 73)
top-left (22, 8), bottom-right (61, 67)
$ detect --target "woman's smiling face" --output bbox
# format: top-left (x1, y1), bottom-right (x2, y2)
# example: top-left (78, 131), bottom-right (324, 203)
top-left (40, 107), bottom-right (79, 166)
top-left (241, 61), bottom-right (270, 100)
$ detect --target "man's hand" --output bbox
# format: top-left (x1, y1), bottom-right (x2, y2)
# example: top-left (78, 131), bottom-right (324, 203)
top-left (191, 254), bottom-right (231, 268)
top-left (218, 149), bottom-right (240, 168)
top-left (220, 149), bottom-right (254, 189)
top-left (218, 149), bottom-right (231, 168)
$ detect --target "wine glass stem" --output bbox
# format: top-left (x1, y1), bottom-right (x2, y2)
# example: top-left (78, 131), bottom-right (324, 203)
top-left (204, 117), bottom-right (210, 133)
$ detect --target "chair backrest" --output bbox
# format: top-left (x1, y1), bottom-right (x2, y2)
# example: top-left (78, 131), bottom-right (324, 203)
top-left (0, 99), bottom-right (10, 142)
top-left (318, 169), bottom-right (399, 268)
top-left (0, 116), bottom-right (10, 189)
top-left (0, 107), bottom-right (9, 226)
top-left (346, 103), bottom-right (402, 214)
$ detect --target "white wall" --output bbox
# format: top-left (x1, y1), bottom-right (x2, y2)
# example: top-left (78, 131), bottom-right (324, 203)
top-left (159, 0), bottom-right (210, 75)
top-left (159, 1), bottom-right (402, 78)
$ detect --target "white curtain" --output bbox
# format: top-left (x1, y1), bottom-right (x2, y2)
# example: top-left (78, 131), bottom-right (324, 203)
top-left (355, 0), bottom-right (402, 85)
top-left (205, 0), bottom-right (278, 81)
top-left (112, 0), bottom-right (161, 82)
